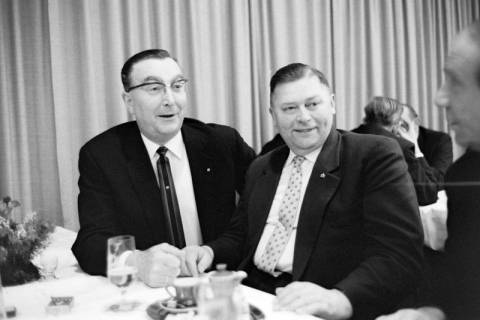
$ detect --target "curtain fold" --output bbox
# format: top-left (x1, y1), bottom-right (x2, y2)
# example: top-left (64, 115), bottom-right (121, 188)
top-left (1, 0), bottom-right (479, 230)
top-left (0, 0), bottom-right (63, 225)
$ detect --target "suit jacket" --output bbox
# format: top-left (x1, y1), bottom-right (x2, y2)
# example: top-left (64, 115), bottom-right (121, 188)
top-left (259, 133), bottom-right (285, 155)
top-left (352, 123), bottom-right (438, 205)
top-left (431, 150), bottom-right (480, 319)
top-left (417, 126), bottom-right (453, 187)
top-left (209, 129), bottom-right (424, 319)
top-left (72, 118), bottom-right (255, 275)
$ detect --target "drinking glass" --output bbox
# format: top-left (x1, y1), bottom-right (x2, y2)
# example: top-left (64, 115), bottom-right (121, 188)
top-left (107, 235), bottom-right (139, 312)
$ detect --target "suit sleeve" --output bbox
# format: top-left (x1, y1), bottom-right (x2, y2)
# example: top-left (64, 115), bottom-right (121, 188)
top-left (231, 129), bottom-right (256, 194)
top-left (423, 133), bottom-right (453, 186)
top-left (403, 144), bottom-right (439, 206)
top-left (207, 195), bottom-right (248, 269)
top-left (71, 145), bottom-right (121, 276)
top-left (206, 157), bottom-right (261, 269)
top-left (335, 139), bottom-right (424, 315)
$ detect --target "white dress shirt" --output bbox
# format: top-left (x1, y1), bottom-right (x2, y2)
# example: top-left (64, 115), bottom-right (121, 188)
top-left (253, 148), bottom-right (321, 274)
top-left (141, 132), bottom-right (203, 246)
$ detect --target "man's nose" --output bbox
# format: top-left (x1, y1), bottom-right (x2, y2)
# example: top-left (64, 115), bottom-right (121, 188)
top-left (297, 105), bottom-right (312, 122)
top-left (434, 83), bottom-right (449, 109)
top-left (161, 87), bottom-right (175, 106)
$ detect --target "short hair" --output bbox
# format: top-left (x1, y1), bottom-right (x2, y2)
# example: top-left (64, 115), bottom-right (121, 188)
top-left (363, 96), bottom-right (403, 126)
top-left (121, 49), bottom-right (172, 91)
top-left (270, 63), bottom-right (331, 95)
top-left (465, 20), bottom-right (480, 87)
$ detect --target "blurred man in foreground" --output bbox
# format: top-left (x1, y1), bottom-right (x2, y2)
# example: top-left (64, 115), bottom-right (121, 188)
top-left (376, 20), bottom-right (480, 320)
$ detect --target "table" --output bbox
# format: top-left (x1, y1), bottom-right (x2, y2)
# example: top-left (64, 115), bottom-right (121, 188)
top-left (4, 228), bottom-right (316, 320)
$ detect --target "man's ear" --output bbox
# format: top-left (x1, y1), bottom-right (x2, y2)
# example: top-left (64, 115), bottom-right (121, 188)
top-left (122, 92), bottom-right (134, 115)
top-left (269, 107), bottom-right (279, 130)
top-left (331, 93), bottom-right (336, 114)
top-left (414, 116), bottom-right (421, 126)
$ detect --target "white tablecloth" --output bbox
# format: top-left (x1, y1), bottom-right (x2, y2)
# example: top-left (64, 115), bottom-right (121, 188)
top-left (4, 227), bottom-right (316, 320)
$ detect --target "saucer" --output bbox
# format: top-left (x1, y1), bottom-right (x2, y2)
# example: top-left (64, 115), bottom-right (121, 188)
top-left (146, 298), bottom-right (196, 319)
top-left (146, 299), bottom-right (265, 320)
top-left (159, 298), bottom-right (197, 313)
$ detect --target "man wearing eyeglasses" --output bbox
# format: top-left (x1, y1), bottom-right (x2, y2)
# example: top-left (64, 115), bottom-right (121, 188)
top-left (72, 49), bottom-right (255, 287)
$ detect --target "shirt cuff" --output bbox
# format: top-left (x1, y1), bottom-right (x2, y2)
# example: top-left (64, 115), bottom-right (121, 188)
top-left (415, 151), bottom-right (424, 158)
top-left (202, 245), bottom-right (214, 261)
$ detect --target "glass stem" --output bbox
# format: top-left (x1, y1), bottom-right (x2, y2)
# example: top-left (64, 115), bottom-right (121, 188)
top-left (120, 287), bottom-right (127, 302)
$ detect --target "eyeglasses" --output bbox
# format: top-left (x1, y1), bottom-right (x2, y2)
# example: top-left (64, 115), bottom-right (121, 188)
top-left (126, 78), bottom-right (188, 95)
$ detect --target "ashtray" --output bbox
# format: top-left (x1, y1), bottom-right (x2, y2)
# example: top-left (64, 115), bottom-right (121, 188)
top-left (45, 296), bottom-right (74, 315)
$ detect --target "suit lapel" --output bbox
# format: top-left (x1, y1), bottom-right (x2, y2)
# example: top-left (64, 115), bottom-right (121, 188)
top-left (292, 129), bottom-right (342, 280)
top-left (417, 126), bottom-right (426, 151)
top-left (122, 123), bottom-right (165, 243)
top-left (181, 123), bottom-right (216, 241)
top-left (246, 148), bottom-right (288, 257)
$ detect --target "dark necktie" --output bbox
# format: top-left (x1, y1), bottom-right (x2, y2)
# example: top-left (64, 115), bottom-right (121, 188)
top-left (156, 146), bottom-right (186, 248)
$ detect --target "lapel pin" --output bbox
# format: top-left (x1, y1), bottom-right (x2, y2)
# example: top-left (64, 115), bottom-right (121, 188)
top-left (320, 173), bottom-right (326, 178)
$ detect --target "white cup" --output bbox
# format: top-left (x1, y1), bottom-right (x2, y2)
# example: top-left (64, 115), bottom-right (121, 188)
top-left (165, 277), bottom-right (200, 307)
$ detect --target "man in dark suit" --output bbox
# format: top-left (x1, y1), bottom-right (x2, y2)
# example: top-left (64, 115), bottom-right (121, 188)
top-left (399, 103), bottom-right (453, 187)
top-left (376, 21), bottom-right (480, 320)
top-left (183, 63), bottom-right (424, 319)
top-left (71, 49), bottom-right (255, 287)
top-left (352, 97), bottom-right (438, 205)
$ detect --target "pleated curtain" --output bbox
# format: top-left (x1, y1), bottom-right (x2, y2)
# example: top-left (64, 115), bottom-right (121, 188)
top-left (1, 0), bottom-right (479, 229)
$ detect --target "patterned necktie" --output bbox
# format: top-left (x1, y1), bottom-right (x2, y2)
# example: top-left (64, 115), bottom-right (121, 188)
top-left (257, 155), bottom-right (305, 275)
top-left (157, 146), bottom-right (186, 248)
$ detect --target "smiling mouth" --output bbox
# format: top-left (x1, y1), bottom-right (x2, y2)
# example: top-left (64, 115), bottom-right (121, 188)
top-left (295, 128), bottom-right (316, 133)
top-left (157, 114), bottom-right (176, 118)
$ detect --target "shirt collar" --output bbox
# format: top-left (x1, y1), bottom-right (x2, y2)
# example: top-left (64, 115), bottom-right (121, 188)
top-left (286, 147), bottom-right (322, 166)
top-left (140, 131), bottom-right (184, 161)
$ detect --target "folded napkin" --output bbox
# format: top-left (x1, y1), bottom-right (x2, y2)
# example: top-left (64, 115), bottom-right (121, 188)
top-left (31, 226), bottom-right (78, 274)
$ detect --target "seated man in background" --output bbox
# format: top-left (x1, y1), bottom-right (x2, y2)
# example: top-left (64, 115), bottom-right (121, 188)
top-left (72, 49), bottom-right (255, 286)
top-left (398, 103), bottom-right (453, 187)
top-left (183, 63), bottom-right (424, 320)
top-left (376, 20), bottom-right (480, 320)
top-left (352, 97), bottom-right (438, 205)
